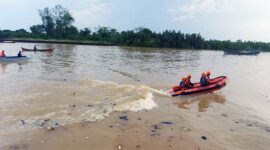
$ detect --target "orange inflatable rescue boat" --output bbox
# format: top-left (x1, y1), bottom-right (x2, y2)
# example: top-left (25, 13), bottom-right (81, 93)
top-left (168, 76), bottom-right (228, 97)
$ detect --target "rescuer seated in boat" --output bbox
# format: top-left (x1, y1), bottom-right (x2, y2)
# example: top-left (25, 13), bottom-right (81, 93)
top-left (200, 72), bottom-right (211, 86)
top-left (185, 74), bottom-right (194, 88)
top-left (17, 51), bottom-right (22, 57)
top-left (0, 50), bottom-right (6, 57)
top-left (206, 71), bottom-right (211, 80)
top-left (179, 75), bottom-right (194, 89)
top-left (179, 77), bottom-right (187, 88)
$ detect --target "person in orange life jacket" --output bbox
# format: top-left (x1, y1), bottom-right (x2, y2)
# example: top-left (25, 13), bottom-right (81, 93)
top-left (200, 72), bottom-right (211, 86)
top-left (185, 74), bottom-right (194, 88)
top-left (179, 77), bottom-right (187, 88)
top-left (206, 71), bottom-right (211, 80)
top-left (179, 74), bottom-right (194, 89)
top-left (0, 50), bottom-right (6, 57)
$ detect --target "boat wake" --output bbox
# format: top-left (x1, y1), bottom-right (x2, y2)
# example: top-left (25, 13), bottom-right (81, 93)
top-left (0, 79), bottom-right (169, 134)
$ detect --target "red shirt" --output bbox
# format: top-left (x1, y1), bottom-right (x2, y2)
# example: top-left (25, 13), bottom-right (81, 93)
top-left (0, 51), bottom-right (5, 57)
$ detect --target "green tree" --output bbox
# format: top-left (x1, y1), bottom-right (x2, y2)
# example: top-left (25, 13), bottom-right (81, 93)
top-left (79, 28), bottom-right (91, 40)
top-left (52, 5), bottom-right (74, 38)
top-left (39, 7), bottom-right (55, 37)
top-left (38, 5), bottom-right (74, 38)
top-left (30, 25), bottom-right (45, 35)
top-left (65, 26), bottom-right (79, 39)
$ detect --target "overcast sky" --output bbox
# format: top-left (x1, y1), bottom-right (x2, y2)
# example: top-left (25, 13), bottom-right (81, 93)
top-left (0, 0), bottom-right (270, 42)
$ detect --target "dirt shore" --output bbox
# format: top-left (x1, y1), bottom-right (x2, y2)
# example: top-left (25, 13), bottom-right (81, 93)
top-left (2, 93), bottom-right (270, 150)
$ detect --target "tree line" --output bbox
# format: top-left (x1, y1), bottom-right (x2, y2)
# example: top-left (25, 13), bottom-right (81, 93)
top-left (1, 5), bottom-right (270, 51)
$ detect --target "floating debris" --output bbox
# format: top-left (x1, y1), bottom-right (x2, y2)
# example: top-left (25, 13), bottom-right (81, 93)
top-left (221, 113), bottom-right (228, 117)
top-left (161, 121), bottom-right (173, 125)
top-left (70, 105), bottom-right (76, 108)
top-left (152, 124), bottom-right (160, 130)
top-left (45, 126), bottom-right (55, 131)
top-left (36, 119), bottom-right (60, 129)
top-left (21, 120), bottom-right (25, 125)
top-left (201, 136), bottom-right (207, 140)
top-left (119, 115), bottom-right (128, 121)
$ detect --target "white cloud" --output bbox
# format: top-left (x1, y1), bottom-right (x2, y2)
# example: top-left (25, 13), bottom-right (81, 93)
top-left (72, 0), bottom-right (112, 29)
top-left (167, 0), bottom-right (270, 41)
top-left (229, 20), bottom-right (270, 41)
top-left (168, 0), bottom-right (231, 21)
top-left (168, 0), bottom-right (270, 22)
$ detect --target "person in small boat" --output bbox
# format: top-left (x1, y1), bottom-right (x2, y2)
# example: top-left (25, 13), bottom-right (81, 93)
top-left (179, 77), bottom-right (187, 88)
top-left (0, 50), bottom-right (6, 57)
top-left (179, 75), bottom-right (194, 89)
top-left (206, 71), bottom-right (211, 80)
top-left (200, 72), bottom-right (211, 86)
top-left (34, 45), bottom-right (37, 51)
top-left (17, 51), bottom-right (22, 57)
top-left (185, 74), bottom-right (194, 88)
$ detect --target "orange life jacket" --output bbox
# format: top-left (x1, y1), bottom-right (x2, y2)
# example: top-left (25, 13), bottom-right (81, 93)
top-left (184, 78), bottom-right (193, 87)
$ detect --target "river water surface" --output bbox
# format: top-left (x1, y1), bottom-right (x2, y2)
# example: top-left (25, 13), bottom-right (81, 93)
top-left (0, 43), bottom-right (270, 149)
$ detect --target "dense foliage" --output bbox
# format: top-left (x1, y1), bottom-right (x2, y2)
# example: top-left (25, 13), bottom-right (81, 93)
top-left (1, 5), bottom-right (270, 51)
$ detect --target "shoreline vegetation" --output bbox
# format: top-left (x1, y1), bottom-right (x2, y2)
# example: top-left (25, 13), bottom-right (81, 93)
top-left (0, 38), bottom-right (113, 46)
top-left (1, 5), bottom-right (270, 51)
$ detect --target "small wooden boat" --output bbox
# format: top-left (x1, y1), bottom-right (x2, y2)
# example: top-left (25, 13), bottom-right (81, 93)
top-left (21, 47), bottom-right (54, 52)
top-left (224, 49), bottom-right (260, 55)
top-left (0, 56), bottom-right (29, 62)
